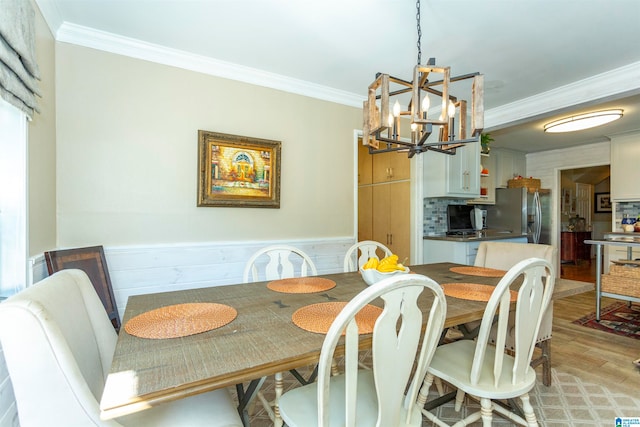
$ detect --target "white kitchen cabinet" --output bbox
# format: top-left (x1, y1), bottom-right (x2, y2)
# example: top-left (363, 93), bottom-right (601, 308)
top-left (423, 237), bottom-right (528, 266)
top-left (611, 132), bottom-right (640, 201)
top-left (494, 148), bottom-right (526, 188)
top-left (423, 143), bottom-right (480, 198)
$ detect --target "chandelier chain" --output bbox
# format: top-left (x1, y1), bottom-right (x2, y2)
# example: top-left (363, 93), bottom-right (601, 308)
top-left (416, 0), bottom-right (422, 65)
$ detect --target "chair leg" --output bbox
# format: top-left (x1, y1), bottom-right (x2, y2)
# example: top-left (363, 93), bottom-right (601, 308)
top-left (416, 373), bottom-right (435, 408)
top-left (539, 339), bottom-right (552, 387)
top-left (520, 393), bottom-right (538, 427)
top-left (454, 388), bottom-right (466, 412)
top-left (479, 397), bottom-right (493, 427)
top-left (273, 372), bottom-right (284, 427)
top-left (530, 339), bottom-right (552, 387)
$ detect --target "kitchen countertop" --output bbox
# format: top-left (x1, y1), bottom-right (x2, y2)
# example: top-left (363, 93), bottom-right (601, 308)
top-left (424, 230), bottom-right (528, 242)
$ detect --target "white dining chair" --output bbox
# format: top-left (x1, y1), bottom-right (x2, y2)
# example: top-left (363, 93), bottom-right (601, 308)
top-left (420, 258), bottom-right (554, 427)
top-left (278, 273), bottom-right (447, 427)
top-left (243, 244), bottom-right (317, 283)
top-left (0, 269), bottom-right (243, 427)
top-left (242, 244), bottom-right (319, 426)
top-left (468, 241), bottom-right (557, 386)
top-left (343, 240), bottom-right (392, 272)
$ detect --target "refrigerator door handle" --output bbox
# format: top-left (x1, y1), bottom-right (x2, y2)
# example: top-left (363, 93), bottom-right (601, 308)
top-left (533, 191), bottom-right (542, 244)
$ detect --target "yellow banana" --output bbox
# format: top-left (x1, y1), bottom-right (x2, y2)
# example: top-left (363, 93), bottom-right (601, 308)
top-left (377, 263), bottom-right (400, 272)
top-left (363, 257), bottom-right (379, 269)
top-left (378, 254), bottom-right (398, 266)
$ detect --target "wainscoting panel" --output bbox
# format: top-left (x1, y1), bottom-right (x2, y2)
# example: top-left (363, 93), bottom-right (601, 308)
top-left (31, 237), bottom-right (356, 321)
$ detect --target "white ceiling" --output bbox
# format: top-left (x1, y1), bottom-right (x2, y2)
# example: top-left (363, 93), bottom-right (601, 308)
top-left (36, 0), bottom-right (640, 153)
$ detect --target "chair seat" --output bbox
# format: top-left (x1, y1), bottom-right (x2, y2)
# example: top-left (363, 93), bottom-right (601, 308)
top-left (428, 340), bottom-right (537, 400)
top-left (279, 370), bottom-right (422, 427)
top-left (118, 389), bottom-right (241, 427)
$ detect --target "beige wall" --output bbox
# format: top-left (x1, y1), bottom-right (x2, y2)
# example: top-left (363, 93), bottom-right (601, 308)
top-left (54, 43), bottom-right (361, 247)
top-left (28, 1), bottom-right (56, 256)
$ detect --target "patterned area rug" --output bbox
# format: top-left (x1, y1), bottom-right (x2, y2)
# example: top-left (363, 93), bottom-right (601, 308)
top-left (232, 351), bottom-right (640, 426)
top-left (572, 302), bottom-right (640, 339)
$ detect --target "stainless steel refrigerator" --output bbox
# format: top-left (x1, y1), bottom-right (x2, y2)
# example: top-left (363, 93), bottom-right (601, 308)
top-left (485, 187), bottom-right (551, 244)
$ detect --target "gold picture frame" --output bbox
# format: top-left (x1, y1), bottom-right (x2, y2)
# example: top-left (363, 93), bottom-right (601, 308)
top-left (197, 131), bottom-right (281, 208)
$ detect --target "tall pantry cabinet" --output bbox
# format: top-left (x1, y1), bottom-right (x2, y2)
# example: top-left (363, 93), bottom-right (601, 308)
top-left (357, 140), bottom-right (411, 262)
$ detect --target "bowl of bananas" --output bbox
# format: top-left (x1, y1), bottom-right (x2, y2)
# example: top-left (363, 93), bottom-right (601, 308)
top-left (359, 254), bottom-right (410, 286)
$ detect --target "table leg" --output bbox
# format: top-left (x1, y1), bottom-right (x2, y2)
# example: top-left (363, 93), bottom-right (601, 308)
top-left (236, 377), bottom-right (266, 427)
top-left (595, 244), bottom-right (602, 322)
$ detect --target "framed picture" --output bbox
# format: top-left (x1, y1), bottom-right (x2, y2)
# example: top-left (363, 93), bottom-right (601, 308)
top-left (197, 130), bottom-right (281, 208)
top-left (594, 192), bottom-right (612, 213)
top-left (561, 188), bottom-right (573, 214)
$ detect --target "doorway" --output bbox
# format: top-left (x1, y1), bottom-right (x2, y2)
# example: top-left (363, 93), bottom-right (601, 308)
top-left (559, 165), bottom-right (610, 282)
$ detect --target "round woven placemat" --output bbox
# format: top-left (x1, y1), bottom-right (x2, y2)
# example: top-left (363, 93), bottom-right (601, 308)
top-left (124, 303), bottom-right (237, 339)
top-left (292, 302), bottom-right (382, 334)
top-left (267, 277), bottom-right (336, 294)
top-left (442, 283), bottom-right (517, 302)
top-left (449, 266), bottom-right (507, 278)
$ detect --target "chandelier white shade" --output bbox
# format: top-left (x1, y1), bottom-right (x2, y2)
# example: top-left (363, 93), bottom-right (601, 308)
top-left (543, 109), bottom-right (623, 133)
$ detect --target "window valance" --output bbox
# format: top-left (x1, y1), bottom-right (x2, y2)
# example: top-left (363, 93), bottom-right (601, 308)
top-left (0, 0), bottom-right (41, 118)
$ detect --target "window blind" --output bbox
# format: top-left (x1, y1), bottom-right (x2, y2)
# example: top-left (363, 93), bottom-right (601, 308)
top-left (0, 0), bottom-right (41, 119)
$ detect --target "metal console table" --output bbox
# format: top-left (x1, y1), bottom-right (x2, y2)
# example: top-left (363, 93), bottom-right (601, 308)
top-left (585, 232), bottom-right (640, 321)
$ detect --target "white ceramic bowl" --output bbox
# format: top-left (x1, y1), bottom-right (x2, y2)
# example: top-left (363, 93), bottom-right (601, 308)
top-left (359, 266), bottom-right (410, 286)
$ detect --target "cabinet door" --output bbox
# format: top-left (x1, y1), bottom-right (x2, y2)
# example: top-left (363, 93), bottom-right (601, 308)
top-left (495, 148), bottom-right (526, 188)
top-left (372, 182), bottom-right (410, 262)
top-left (358, 140), bottom-right (373, 185)
top-left (561, 232), bottom-right (577, 262)
top-left (611, 132), bottom-right (640, 200)
top-left (447, 144), bottom-right (480, 196)
top-left (387, 181), bottom-right (411, 262)
top-left (372, 184), bottom-right (391, 250)
top-left (358, 186), bottom-right (373, 242)
top-left (372, 151), bottom-right (411, 183)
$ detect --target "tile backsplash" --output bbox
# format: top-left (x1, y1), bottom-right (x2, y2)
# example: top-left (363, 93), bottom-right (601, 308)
top-left (423, 198), bottom-right (469, 235)
top-left (615, 201), bottom-right (640, 230)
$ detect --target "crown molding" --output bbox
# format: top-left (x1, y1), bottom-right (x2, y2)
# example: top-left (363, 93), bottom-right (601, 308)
top-left (52, 21), bottom-right (640, 124)
top-left (485, 62), bottom-right (640, 129)
top-left (55, 22), bottom-right (365, 108)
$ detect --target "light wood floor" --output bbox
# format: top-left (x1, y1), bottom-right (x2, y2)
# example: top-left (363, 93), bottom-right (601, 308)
top-left (553, 260), bottom-right (639, 395)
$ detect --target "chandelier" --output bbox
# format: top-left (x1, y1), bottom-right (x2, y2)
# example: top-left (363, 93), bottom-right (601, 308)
top-left (362, 0), bottom-right (484, 158)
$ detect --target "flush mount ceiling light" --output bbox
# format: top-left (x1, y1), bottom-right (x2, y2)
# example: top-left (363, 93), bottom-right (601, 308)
top-left (543, 109), bottom-right (623, 133)
top-left (362, 0), bottom-right (484, 158)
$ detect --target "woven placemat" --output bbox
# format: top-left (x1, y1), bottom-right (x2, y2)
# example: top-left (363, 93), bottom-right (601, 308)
top-left (292, 302), bottom-right (382, 334)
top-left (442, 283), bottom-right (517, 302)
top-left (267, 277), bottom-right (336, 294)
top-left (124, 303), bottom-right (237, 339)
top-left (449, 266), bottom-right (507, 278)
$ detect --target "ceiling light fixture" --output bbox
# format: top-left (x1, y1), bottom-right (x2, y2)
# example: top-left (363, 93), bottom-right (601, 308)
top-left (362, 0), bottom-right (484, 158)
top-left (543, 109), bottom-right (623, 133)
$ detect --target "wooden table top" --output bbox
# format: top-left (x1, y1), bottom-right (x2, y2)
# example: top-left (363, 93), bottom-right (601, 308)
top-left (99, 262), bottom-right (593, 420)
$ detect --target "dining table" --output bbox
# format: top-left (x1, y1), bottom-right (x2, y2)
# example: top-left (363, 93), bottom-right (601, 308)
top-left (99, 262), bottom-right (593, 426)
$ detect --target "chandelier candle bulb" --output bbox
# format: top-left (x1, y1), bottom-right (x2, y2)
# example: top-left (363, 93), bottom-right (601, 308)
top-left (448, 100), bottom-right (456, 118)
top-left (422, 96), bottom-right (430, 119)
